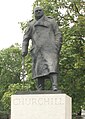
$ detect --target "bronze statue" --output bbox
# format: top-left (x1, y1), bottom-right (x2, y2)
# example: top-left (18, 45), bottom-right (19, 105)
top-left (22, 6), bottom-right (62, 91)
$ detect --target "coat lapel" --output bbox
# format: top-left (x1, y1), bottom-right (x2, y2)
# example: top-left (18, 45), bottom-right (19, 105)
top-left (34, 16), bottom-right (49, 28)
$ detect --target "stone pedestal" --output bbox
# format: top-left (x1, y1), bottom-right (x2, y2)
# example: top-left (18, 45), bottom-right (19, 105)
top-left (11, 93), bottom-right (72, 119)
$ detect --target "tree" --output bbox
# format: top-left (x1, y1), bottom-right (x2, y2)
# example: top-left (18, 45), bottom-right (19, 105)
top-left (0, 44), bottom-right (21, 97)
top-left (0, 44), bottom-right (21, 115)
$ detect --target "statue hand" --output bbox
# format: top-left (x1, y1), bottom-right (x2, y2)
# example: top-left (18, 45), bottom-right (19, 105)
top-left (22, 51), bottom-right (28, 57)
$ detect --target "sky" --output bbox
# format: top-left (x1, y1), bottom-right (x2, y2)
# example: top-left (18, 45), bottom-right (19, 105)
top-left (0, 0), bottom-right (35, 50)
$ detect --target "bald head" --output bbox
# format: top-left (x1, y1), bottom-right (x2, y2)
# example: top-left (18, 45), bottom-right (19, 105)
top-left (34, 6), bottom-right (44, 20)
top-left (34, 6), bottom-right (43, 12)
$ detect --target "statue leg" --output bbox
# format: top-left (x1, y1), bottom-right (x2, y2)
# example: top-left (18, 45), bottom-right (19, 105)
top-left (50, 73), bottom-right (58, 91)
top-left (37, 77), bottom-right (45, 90)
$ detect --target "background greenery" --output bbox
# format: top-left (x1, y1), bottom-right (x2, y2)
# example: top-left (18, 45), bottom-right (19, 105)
top-left (0, 0), bottom-right (85, 118)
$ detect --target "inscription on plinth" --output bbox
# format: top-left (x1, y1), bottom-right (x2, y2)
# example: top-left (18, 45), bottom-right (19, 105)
top-left (11, 94), bottom-right (72, 119)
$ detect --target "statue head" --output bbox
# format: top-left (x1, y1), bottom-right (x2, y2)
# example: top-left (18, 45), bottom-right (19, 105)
top-left (34, 6), bottom-right (44, 20)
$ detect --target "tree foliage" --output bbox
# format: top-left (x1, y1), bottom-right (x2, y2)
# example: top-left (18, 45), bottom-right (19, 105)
top-left (0, 44), bottom-right (35, 117)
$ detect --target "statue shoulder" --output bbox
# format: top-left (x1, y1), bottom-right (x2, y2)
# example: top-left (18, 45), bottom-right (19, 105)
top-left (24, 19), bottom-right (34, 32)
top-left (47, 16), bottom-right (53, 19)
top-left (46, 16), bottom-right (56, 23)
top-left (29, 19), bottom-right (34, 22)
top-left (28, 19), bottom-right (35, 26)
top-left (46, 16), bottom-right (55, 21)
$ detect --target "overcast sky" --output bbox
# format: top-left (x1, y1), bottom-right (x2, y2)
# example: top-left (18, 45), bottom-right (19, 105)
top-left (0, 0), bottom-right (35, 50)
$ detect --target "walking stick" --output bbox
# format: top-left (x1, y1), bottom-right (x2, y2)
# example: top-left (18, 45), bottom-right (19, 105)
top-left (22, 56), bottom-right (25, 86)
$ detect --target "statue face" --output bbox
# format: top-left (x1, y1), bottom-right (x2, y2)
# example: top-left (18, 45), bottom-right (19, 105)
top-left (34, 7), bottom-right (44, 20)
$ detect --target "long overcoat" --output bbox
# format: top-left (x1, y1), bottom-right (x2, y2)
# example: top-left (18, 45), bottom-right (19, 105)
top-left (22, 15), bottom-right (62, 79)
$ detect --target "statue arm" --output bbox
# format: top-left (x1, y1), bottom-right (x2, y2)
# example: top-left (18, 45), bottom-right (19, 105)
top-left (22, 23), bottom-right (32, 57)
top-left (52, 19), bottom-right (62, 54)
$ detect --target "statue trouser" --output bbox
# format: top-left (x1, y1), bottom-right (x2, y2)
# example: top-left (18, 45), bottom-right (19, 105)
top-left (37, 73), bottom-right (58, 91)
top-left (50, 73), bottom-right (58, 91)
top-left (37, 77), bottom-right (44, 90)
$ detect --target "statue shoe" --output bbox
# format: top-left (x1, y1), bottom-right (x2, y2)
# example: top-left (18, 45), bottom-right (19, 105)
top-left (37, 84), bottom-right (44, 91)
top-left (52, 85), bottom-right (58, 91)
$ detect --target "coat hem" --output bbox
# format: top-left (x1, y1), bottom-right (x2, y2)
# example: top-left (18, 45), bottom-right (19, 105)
top-left (32, 72), bottom-right (57, 79)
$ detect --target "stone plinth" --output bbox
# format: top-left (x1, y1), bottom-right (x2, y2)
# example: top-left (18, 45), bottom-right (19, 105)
top-left (11, 93), bottom-right (72, 119)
